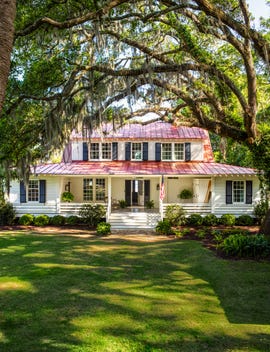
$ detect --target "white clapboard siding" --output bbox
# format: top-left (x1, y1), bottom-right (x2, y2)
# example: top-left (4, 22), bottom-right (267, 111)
top-left (163, 203), bottom-right (211, 215)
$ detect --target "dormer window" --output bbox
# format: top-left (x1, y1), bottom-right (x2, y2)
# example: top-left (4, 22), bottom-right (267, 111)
top-left (131, 143), bottom-right (142, 160)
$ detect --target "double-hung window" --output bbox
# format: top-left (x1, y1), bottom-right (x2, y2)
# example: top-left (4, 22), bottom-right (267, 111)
top-left (28, 180), bottom-right (39, 202)
top-left (174, 143), bottom-right (184, 160)
top-left (131, 143), bottom-right (142, 160)
top-left (83, 178), bottom-right (93, 201)
top-left (96, 179), bottom-right (106, 201)
top-left (90, 143), bottom-right (99, 160)
top-left (233, 181), bottom-right (245, 203)
top-left (101, 143), bottom-right (111, 160)
top-left (162, 143), bottom-right (172, 160)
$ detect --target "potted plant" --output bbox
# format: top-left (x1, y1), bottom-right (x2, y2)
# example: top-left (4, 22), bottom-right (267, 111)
top-left (61, 191), bottom-right (74, 202)
top-left (145, 200), bottom-right (155, 209)
top-left (118, 200), bottom-right (127, 208)
top-left (178, 189), bottom-right (193, 201)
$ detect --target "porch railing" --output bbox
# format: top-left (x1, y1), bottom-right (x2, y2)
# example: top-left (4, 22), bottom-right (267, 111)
top-left (162, 203), bottom-right (211, 215)
top-left (59, 202), bottom-right (108, 215)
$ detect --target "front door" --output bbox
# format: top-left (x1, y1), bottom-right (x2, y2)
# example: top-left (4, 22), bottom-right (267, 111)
top-left (125, 179), bottom-right (150, 206)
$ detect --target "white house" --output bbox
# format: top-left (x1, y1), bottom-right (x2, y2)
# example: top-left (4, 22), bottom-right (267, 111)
top-left (9, 121), bottom-right (260, 229)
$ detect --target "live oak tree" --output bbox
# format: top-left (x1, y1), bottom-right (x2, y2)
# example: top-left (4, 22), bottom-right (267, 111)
top-left (1, 0), bottom-right (270, 227)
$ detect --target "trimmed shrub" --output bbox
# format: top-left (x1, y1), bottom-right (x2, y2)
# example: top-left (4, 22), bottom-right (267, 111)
top-left (165, 205), bottom-right (186, 226)
top-left (253, 199), bottom-right (269, 224)
top-left (34, 215), bottom-right (50, 226)
top-left (236, 214), bottom-right (254, 226)
top-left (19, 214), bottom-right (34, 226)
top-left (220, 233), bottom-right (270, 258)
top-left (203, 214), bottom-right (218, 226)
top-left (187, 213), bottom-right (203, 226)
top-left (50, 215), bottom-right (66, 226)
top-left (155, 219), bottom-right (173, 235)
top-left (0, 202), bottom-right (16, 226)
top-left (79, 204), bottom-right (106, 227)
top-left (66, 215), bottom-right (80, 225)
top-left (220, 214), bottom-right (236, 226)
top-left (96, 222), bottom-right (111, 236)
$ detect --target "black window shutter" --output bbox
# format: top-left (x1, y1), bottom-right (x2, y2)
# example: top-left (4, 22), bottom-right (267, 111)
top-left (226, 181), bottom-right (233, 204)
top-left (39, 180), bottom-right (46, 203)
top-left (185, 143), bottom-right (191, 161)
top-left (143, 142), bottom-right (148, 161)
top-left (155, 143), bottom-right (161, 161)
top-left (82, 142), bottom-right (88, 161)
top-left (246, 180), bottom-right (253, 204)
top-left (125, 142), bottom-right (131, 161)
top-left (112, 142), bottom-right (118, 160)
top-left (20, 181), bottom-right (26, 203)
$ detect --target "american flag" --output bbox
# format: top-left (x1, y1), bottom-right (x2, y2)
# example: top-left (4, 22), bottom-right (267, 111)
top-left (160, 175), bottom-right (165, 201)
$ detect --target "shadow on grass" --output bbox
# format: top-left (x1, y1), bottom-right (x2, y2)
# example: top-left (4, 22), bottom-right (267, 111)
top-left (0, 232), bottom-right (269, 351)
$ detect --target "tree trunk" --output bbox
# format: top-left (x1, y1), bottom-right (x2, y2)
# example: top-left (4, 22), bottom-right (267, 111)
top-left (0, 0), bottom-right (16, 115)
top-left (260, 208), bottom-right (270, 236)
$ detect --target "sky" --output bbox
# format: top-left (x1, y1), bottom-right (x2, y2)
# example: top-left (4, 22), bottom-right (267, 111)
top-left (246, 0), bottom-right (270, 25)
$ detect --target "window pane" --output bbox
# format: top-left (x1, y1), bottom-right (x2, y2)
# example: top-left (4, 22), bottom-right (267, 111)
top-left (102, 143), bottom-right (111, 159)
top-left (174, 143), bottom-right (184, 160)
top-left (233, 181), bottom-right (244, 203)
top-left (132, 143), bottom-right (142, 160)
top-left (162, 143), bottom-right (172, 160)
top-left (90, 143), bottom-right (99, 159)
top-left (28, 180), bottom-right (39, 201)
top-left (96, 179), bottom-right (105, 201)
top-left (83, 178), bottom-right (93, 201)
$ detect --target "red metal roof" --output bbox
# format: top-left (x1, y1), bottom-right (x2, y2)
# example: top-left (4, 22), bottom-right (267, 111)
top-left (34, 161), bottom-right (256, 176)
top-left (71, 121), bottom-right (209, 141)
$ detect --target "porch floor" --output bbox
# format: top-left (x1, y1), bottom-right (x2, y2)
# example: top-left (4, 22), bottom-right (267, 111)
top-left (111, 207), bottom-right (159, 213)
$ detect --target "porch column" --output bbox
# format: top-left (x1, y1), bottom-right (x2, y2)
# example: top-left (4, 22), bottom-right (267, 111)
top-left (107, 176), bottom-right (112, 222)
top-left (159, 175), bottom-right (164, 220)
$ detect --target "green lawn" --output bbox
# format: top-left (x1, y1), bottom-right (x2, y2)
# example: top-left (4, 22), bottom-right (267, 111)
top-left (0, 231), bottom-right (270, 352)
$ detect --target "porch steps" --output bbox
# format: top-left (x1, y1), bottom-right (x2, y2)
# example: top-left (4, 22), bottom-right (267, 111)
top-left (108, 212), bottom-right (161, 230)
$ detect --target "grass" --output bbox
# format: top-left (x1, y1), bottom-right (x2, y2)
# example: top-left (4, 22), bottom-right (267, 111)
top-left (0, 231), bottom-right (270, 351)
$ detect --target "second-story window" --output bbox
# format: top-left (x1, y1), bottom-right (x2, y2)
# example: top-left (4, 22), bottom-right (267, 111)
top-left (174, 143), bottom-right (184, 160)
top-left (162, 143), bottom-right (172, 160)
top-left (90, 143), bottom-right (99, 159)
top-left (132, 143), bottom-right (142, 160)
top-left (102, 143), bottom-right (112, 160)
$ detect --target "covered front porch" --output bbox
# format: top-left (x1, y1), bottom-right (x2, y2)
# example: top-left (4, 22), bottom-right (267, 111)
top-left (58, 175), bottom-right (212, 220)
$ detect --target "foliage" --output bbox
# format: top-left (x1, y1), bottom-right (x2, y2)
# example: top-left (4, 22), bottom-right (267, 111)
top-left (19, 213), bottom-right (34, 225)
top-left (50, 215), bottom-right (66, 226)
top-left (118, 200), bottom-right (127, 209)
top-left (253, 198), bottom-right (269, 224)
top-left (196, 228), bottom-right (208, 239)
top-left (145, 200), bottom-right (155, 209)
top-left (220, 234), bottom-right (270, 258)
top-left (203, 214), bottom-right (219, 226)
top-left (187, 214), bottom-right (204, 226)
top-left (155, 219), bottom-right (173, 235)
top-left (178, 189), bottom-right (193, 200)
top-left (66, 215), bottom-right (80, 225)
top-left (235, 215), bottom-right (254, 226)
top-left (165, 205), bottom-right (186, 226)
top-left (173, 227), bottom-right (190, 238)
top-left (61, 192), bottom-right (74, 202)
top-left (1, 0), bottom-right (269, 189)
top-left (0, 202), bottom-right (16, 226)
top-left (96, 222), bottom-right (111, 236)
top-left (220, 214), bottom-right (236, 226)
top-left (33, 215), bottom-right (50, 226)
top-left (79, 204), bottom-right (106, 227)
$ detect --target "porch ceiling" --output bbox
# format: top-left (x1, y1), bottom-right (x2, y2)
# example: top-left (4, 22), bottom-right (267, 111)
top-left (33, 161), bottom-right (256, 176)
